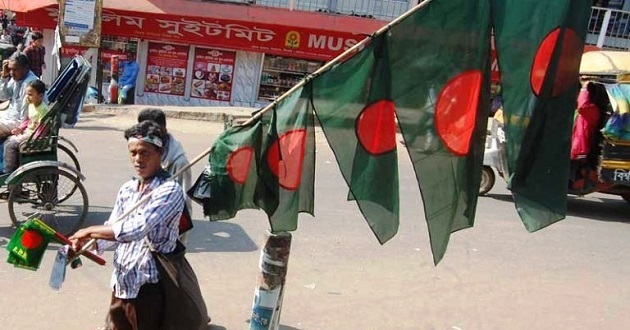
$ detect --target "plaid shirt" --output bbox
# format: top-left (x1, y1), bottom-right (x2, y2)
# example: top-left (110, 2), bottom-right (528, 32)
top-left (23, 45), bottom-right (45, 77)
top-left (99, 173), bottom-right (184, 299)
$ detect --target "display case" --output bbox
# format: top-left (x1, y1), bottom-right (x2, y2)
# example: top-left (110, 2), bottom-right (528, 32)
top-left (258, 55), bottom-right (322, 101)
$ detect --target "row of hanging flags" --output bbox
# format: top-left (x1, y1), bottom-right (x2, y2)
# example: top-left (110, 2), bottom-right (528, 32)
top-left (189, 0), bottom-right (591, 264)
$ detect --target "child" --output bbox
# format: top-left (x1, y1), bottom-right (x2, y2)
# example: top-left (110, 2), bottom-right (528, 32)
top-left (3, 79), bottom-right (48, 174)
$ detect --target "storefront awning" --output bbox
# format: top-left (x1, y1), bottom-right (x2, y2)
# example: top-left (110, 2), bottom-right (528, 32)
top-left (0, 0), bottom-right (56, 13)
top-left (16, 0), bottom-right (388, 61)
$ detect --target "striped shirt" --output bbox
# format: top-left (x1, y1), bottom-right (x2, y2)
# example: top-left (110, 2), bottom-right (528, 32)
top-left (99, 173), bottom-right (184, 299)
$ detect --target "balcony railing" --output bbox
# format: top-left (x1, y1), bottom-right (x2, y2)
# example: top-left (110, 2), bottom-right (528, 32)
top-left (204, 0), bottom-right (411, 21)
top-left (587, 6), bottom-right (630, 50)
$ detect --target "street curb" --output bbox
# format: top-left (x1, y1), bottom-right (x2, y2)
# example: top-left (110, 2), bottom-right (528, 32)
top-left (86, 104), bottom-right (257, 124)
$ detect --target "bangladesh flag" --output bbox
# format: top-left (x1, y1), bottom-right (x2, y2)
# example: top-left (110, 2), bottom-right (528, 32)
top-left (256, 87), bottom-right (316, 232)
top-left (390, 0), bottom-right (491, 264)
top-left (194, 120), bottom-right (264, 220)
top-left (191, 0), bottom-right (591, 264)
top-left (311, 35), bottom-right (400, 243)
top-left (6, 217), bottom-right (56, 271)
top-left (490, 0), bottom-right (591, 231)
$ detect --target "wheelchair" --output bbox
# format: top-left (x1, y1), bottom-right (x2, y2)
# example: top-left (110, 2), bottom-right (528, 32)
top-left (0, 56), bottom-right (91, 236)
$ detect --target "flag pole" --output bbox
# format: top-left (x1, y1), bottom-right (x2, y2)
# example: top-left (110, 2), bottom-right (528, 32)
top-left (70, 0), bottom-right (434, 263)
top-left (239, 0), bottom-right (434, 127)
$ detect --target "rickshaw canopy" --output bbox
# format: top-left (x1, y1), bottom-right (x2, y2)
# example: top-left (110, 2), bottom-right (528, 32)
top-left (580, 50), bottom-right (630, 83)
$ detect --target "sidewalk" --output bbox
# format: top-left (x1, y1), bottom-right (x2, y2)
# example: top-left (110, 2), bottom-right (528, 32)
top-left (85, 103), bottom-right (258, 124)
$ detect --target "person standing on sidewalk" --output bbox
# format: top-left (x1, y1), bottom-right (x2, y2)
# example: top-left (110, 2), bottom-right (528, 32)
top-left (119, 51), bottom-right (139, 104)
top-left (0, 54), bottom-right (38, 138)
top-left (138, 108), bottom-right (193, 242)
top-left (70, 120), bottom-right (185, 329)
top-left (23, 31), bottom-right (45, 78)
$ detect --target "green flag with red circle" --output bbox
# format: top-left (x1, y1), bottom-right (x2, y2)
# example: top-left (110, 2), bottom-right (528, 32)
top-left (196, 121), bottom-right (263, 220)
top-left (490, 0), bottom-right (591, 232)
top-left (255, 87), bottom-right (316, 232)
top-left (311, 34), bottom-right (400, 243)
top-left (6, 218), bottom-right (56, 270)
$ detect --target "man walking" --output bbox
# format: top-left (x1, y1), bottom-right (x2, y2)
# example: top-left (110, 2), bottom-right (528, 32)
top-left (23, 31), bottom-right (45, 78)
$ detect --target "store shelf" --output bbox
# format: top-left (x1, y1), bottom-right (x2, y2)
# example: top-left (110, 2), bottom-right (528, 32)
top-left (260, 82), bottom-right (298, 88)
top-left (262, 67), bottom-right (308, 75)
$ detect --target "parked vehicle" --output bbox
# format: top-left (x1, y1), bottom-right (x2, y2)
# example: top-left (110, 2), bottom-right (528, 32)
top-left (480, 50), bottom-right (630, 203)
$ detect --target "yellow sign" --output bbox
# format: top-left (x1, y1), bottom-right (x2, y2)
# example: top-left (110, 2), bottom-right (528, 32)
top-left (284, 31), bottom-right (300, 49)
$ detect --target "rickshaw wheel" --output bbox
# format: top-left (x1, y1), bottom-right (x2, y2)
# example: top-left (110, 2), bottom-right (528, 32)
top-left (8, 167), bottom-right (88, 236)
top-left (623, 194), bottom-right (630, 203)
top-left (57, 144), bottom-right (81, 202)
top-left (479, 166), bottom-right (496, 196)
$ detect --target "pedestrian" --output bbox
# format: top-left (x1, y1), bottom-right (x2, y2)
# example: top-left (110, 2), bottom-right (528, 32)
top-left (0, 29), bottom-right (11, 44)
top-left (119, 51), bottom-right (139, 104)
top-left (2, 79), bottom-right (48, 174)
top-left (138, 108), bottom-right (193, 241)
top-left (0, 54), bottom-right (39, 138)
top-left (23, 31), bottom-right (45, 78)
top-left (69, 120), bottom-right (185, 330)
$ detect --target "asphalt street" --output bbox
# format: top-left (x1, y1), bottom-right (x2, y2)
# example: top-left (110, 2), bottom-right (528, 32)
top-left (0, 110), bottom-right (629, 330)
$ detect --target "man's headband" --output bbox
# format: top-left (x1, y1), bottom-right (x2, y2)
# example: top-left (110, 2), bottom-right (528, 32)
top-left (128, 135), bottom-right (163, 148)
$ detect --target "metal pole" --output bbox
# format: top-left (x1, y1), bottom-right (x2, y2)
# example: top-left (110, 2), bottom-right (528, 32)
top-left (249, 231), bottom-right (292, 330)
top-left (596, 9), bottom-right (612, 48)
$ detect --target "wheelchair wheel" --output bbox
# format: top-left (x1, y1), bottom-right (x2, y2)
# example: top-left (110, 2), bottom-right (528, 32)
top-left (8, 167), bottom-right (88, 236)
top-left (57, 144), bottom-right (81, 202)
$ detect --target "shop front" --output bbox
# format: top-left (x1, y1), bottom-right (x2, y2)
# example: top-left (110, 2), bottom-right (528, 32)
top-left (17, 1), bottom-right (386, 107)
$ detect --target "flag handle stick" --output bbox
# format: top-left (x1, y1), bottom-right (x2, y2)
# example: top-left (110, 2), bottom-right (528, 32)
top-left (68, 145), bottom-right (214, 264)
top-left (239, 0), bottom-right (434, 127)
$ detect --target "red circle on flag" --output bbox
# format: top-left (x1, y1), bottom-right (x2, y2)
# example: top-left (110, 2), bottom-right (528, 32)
top-left (355, 100), bottom-right (397, 155)
top-left (434, 70), bottom-right (482, 156)
top-left (227, 146), bottom-right (254, 184)
top-left (531, 27), bottom-right (584, 97)
top-left (21, 230), bottom-right (43, 249)
top-left (267, 129), bottom-right (306, 191)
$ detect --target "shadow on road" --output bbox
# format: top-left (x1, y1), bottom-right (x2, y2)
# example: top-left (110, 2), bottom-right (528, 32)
top-left (70, 125), bottom-right (123, 132)
top-left (567, 196), bottom-right (630, 223)
top-left (484, 193), bottom-right (513, 203)
top-left (86, 205), bottom-right (258, 253)
top-left (186, 220), bottom-right (258, 253)
top-left (481, 192), bottom-right (630, 224)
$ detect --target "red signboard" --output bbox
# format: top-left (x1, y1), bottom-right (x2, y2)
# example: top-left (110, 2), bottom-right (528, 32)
top-left (22, 6), bottom-right (366, 61)
top-left (191, 47), bottom-right (236, 101)
top-left (61, 45), bottom-right (87, 57)
top-left (144, 42), bottom-right (189, 96)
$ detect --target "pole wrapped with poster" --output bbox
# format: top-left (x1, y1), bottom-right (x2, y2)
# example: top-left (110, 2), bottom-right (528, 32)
top-left (250, 231), bottom-right (292, 330)
top-left (57, 0), bottom-right (103, 48)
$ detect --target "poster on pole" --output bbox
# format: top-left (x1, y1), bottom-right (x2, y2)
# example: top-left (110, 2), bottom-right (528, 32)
top-left (57, 0), bottom-right (103, 48)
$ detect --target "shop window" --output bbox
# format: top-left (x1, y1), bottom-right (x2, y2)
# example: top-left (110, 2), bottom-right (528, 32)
top-left (100, 36), bottom-right (138, 83)
top-left (258, 55), bottom-right (322, 101)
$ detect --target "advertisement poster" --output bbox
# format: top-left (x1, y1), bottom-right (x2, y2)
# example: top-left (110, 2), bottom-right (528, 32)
top-left (191, 48), bottom-right (236, 101)
top-left (145, 42), bottom-right (189, 96)
top-left (58, 0), bottom-right (103, 47)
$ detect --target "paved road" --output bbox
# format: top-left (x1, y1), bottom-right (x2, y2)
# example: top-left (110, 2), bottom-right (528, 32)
top-left (0, 110), bottom-right (629, 330)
